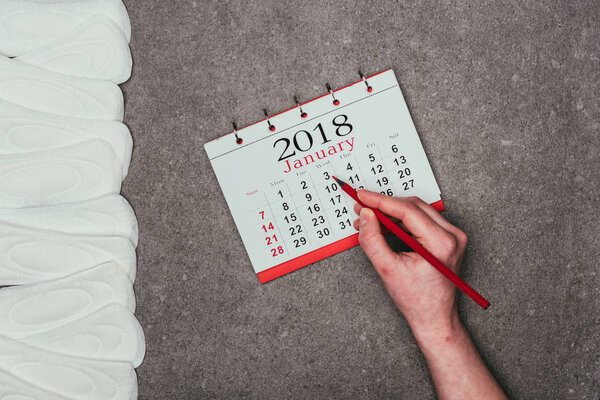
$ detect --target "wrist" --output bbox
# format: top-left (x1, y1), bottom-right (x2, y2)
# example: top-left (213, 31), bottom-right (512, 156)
top-left (409, 310), bottom-right (464, 350)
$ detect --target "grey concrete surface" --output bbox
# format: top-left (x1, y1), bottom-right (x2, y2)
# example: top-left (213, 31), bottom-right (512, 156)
top-left (121, 1), bottom-right (600, 398)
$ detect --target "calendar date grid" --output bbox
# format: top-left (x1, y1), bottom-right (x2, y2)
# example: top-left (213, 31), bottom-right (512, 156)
top-left (253, 168), bottom-right (360, 261)
top-left (284, 172), bottom-right (355, 238)
top-left (329, 140), bottom-right (417, 198)
top-left (306, 171), bottom-right (351, 238)
top-left (249, 135), bottom-right (423, 264)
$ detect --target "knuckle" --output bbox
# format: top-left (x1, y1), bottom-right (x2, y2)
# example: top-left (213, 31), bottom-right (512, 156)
top-left (439, 233), bottom-right (459, 254)
top-left (454, 229), bottom-right (468, 246)
top-left (359, 230), bottom-right (381, 249)
top-left (397, 199), bottom-right (419, 213)
top-left (401, 196), bottom-right (420, 205)
top-left (359, 235), bottom-right (376, 252)
top-left (412, 196), bottom-right (426, 206)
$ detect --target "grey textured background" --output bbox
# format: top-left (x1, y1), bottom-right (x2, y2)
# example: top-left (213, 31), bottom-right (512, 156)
top-left (121, 1), bottom-right (600, 398)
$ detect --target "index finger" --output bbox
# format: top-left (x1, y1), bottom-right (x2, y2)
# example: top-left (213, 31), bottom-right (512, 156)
top-left (356, 190), bottom-right (452, 245)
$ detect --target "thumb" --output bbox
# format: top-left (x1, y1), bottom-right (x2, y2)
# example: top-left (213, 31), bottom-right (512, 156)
top-left (358, 208), bottom-right (397, 269)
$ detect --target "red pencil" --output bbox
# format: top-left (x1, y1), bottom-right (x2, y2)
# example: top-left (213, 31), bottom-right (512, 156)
top-left (333, 176), bottom-right (490, 310)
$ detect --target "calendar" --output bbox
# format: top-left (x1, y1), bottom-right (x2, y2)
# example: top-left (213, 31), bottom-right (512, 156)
top-left (205, 70), bottom-right (444, 283)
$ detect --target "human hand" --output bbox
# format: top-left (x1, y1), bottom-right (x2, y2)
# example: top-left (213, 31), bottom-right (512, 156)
top-left (354, 192), bottom-right (507, 399)
top-left (353, 190), bottom-right (468, 341)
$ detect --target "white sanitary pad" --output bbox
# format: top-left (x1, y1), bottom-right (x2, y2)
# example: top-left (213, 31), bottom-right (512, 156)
top-left (23, 303), bottom-right (146, 367)
top-left (0, 139), bottom-right (122, 208)
top-left (0, 0), bottom-right (131, 57)
top-left (0, 56), bottom-right (124, 120)
top-left (0, 0), bottom-right (144, 391)
top-left (16, 15), bottom-right (132, 83)
top-left (0, 225), bottom-right (136, 285)
top-left (0, 336), bottom-right (137, 400)
top-left (0, 99), bottom-right (133, 176)
top-left (0, 370), bottom-right (71, 400)
top-left (0, 262), bottom-right (135, 335)
top-left (0, 194), bottom-right (138, 246)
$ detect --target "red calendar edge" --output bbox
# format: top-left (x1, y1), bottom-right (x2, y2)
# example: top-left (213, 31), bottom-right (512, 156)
top-left (257, 199), bottom-right (445, 283)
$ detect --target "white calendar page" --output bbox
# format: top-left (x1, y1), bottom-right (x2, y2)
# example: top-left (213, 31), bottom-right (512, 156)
top-left (205, 70), bottom-right (444, 283)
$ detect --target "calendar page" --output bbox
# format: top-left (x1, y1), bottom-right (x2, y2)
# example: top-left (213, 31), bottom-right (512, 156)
top-left (205, 70), bottom-right (444, 283)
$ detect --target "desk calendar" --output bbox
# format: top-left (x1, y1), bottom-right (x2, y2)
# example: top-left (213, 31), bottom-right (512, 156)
top-left (205, 70), bottom-right (444, 283)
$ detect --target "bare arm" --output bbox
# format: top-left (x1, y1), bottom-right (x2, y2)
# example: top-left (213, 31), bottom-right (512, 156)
top-left (354, 190), bottom-right (507, 400)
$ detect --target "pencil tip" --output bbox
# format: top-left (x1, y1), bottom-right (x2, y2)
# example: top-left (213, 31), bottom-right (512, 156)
top-left (333, 176), bottom-right (347, 187)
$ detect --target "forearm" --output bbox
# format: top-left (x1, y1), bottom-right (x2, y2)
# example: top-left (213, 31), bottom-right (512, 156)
top-left (411, 314), bottom-right (507, 400)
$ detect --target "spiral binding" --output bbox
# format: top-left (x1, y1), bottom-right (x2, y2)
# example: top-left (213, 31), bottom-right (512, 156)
top-left (325, 83), bottom-right (340, 106)
top-left (294, 96), bottom-right (308, 118)
top-left (233, 121), bottom-right (242, 144)
top-left (232, 70), bottom-right (374, 144)
top-left (263, 109), bottom-right (276, 132)
top-left (358, 69), bottom-right (373, 93)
